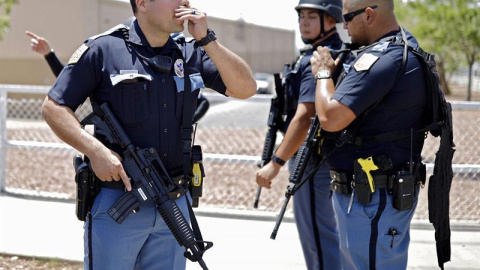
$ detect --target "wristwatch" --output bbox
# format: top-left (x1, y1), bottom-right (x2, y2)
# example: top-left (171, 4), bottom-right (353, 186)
top-left (271, 154), bottom-right (286, 166)
top-left (316, 70), bottom-right (331, 80)
top-left (194, 29), bottom-right (217, 48)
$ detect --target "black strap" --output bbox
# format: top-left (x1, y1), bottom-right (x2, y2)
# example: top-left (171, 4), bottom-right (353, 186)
top-left (179, 43), bottom-right (208, 252)
top-left (181, 68), bottom-right (194, 183)
top-left (337, 27), bottom-right (409, 146)
top-left (346, 27), bottom-right (449, 146)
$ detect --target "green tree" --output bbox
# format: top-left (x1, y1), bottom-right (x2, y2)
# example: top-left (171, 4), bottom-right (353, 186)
top-left (0, 0), bottom-right (18, 41)
top-left (395, 0), bottom-right (480, 100)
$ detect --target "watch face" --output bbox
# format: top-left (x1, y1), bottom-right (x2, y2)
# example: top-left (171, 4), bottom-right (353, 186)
top-left (317, 70), bottom-right (330, 79)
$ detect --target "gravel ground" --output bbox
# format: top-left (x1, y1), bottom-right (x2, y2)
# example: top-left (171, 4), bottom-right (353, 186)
top-left (0, 254), bottom-right (82, 270)
top-left (4, 110), bottom-right (480, 223)
top-left (1, 87), bottom-right (479, 269)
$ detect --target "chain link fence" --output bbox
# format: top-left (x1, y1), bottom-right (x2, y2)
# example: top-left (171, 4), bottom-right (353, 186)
top-left (0, 84), bottom-right (479, 224)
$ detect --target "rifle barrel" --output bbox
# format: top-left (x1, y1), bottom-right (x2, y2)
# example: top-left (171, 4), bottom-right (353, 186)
top-left (253, 186), bottom-right (262, 208)
top-left (270, 194), bottom-right (291, 240)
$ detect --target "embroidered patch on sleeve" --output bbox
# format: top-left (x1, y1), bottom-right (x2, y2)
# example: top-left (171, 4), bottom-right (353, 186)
top-left (354, 53), bottom-right (379, 72)
top-left (68, 44), bottom-right (89, 65)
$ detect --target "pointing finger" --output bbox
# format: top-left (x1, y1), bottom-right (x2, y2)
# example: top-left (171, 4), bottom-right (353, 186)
top-left (25, 31), bottom-right (39, 40)
top-left (119, 170), bottom-right (131, 191)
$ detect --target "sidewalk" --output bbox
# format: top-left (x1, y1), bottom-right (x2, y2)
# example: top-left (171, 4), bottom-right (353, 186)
top-left (0, 194), bottom-right (479, 270)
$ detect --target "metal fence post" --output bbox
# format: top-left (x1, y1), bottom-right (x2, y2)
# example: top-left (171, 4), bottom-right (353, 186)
top-left (0, 88), bottom-right (7, 192)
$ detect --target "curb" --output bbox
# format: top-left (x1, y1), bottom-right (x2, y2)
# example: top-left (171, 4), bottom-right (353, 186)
top-left (2, 190), bottom-right (479, 232)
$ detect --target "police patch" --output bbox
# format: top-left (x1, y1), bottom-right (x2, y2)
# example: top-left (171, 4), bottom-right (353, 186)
top-left (174, 58), bottom-right (184, 78)
top-left (68, 44), bottom-right (89, 65)
top-left (354, 53), bottom-right (379, 72)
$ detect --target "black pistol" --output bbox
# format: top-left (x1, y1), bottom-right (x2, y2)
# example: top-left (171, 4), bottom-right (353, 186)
top-left (73, 154), bottom-right (98, 221)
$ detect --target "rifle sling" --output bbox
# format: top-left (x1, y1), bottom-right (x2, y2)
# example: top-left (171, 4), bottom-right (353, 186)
top-left (180, 49), bottom-right (207, 251)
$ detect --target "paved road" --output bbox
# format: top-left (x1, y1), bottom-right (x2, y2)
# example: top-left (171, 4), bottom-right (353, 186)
top-left (1, 195), bottom-right (479, 270)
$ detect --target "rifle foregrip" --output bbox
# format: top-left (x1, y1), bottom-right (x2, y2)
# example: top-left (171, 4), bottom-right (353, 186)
top-left (289, 143), bottom-right (313, 184)
top-left (261, 129), bottom-right (277, 164)
top-left (157, 199), bottom-right (195, 245)
top-left (157, 199), bottom-right (211, 268)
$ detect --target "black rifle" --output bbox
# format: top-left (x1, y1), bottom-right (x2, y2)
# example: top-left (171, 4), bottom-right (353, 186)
top-left (271, 116), bottom-right (321, 239)
top-left (81, 102), bottom-right (212, 270)
top-left (253, 65), bottom-right (288, 208)
top-left (271, 47), bottom-right (350, 239)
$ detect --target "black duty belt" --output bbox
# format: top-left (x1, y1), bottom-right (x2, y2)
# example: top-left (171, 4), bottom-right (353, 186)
top-left (330, 170), bottom-right (392, 195)
top-left (98, 174), bottom-right (187, 200)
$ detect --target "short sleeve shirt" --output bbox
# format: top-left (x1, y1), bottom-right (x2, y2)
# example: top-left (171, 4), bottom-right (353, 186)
top-left (284, 33), bottom-right (343, 131)
top-left (48, 20), bottom-right (226, 171)
top-left (327, 31), bottom-right (427, 172)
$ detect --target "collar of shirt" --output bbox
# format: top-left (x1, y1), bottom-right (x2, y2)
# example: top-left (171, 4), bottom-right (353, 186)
top-left (128, 19), bottom-right (183, 56)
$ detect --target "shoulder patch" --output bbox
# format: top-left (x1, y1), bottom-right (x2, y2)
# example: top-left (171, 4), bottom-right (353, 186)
top-left (68, 44), bottom-right (89, 65)
top-left (354, 53), bottom-right (379, 72)
top-left (372, 41), bottom-right (390, 52)
top-left (88, 24), bottom-right (129, 41)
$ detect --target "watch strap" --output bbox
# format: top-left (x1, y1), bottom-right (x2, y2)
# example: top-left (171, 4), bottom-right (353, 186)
top-left (271, 155), bottom-right (286, 166)
top-left (194, 29), bottom-right (217, 48)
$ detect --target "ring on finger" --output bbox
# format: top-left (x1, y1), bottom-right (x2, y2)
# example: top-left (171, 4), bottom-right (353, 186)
top-left (191, 10), bottom-right (196, 15)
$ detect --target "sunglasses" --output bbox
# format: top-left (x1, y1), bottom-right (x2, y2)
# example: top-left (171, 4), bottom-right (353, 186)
top-left (342, 5), bottom-right (378, 24)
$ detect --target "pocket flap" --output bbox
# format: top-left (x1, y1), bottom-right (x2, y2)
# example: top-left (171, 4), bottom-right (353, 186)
top-left (190, 73), bottom-right (205, 90)
top-left (110, 73), bottom-right (152, 86)
top-left (174, 73), bottom-right (205, 93)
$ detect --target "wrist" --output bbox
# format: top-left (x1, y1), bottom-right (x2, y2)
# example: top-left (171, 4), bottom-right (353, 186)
top-left (316, 70), bottom-right (331, 80)
top-left (194, 28), bottom-right (217, 48)
top-left (271, 154), bottom-right (286, 167)
top-left (44, 48), bottom-right (54, 58)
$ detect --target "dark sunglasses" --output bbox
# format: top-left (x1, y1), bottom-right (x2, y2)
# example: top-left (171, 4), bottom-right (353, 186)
top-left (342, 5), bottom-right (378, 23)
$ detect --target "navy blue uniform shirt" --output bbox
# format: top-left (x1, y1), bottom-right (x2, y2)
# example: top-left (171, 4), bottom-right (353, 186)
top-left (327, 30), bottom-right (427, 172)
top-left (284, 33), bottom-right (343, 132)
top-left (48, 20), bottom-right (226, 172)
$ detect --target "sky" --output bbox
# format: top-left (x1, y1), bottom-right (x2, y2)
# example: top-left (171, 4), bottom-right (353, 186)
top-left (192, 0), bottom-right (306, 49)
top-left (193, 0), bottom-right (299, 30)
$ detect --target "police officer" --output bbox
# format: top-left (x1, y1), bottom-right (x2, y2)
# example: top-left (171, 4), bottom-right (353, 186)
top-left (25, 31), bottom-right (64, 77)
top-left (311, 0), bottom-right (427, 269)
top-left (256, 0), bottom-right (343, 269)
top-left (41, 0), bottom-right (256, 269)
top-left (27, 29), bottom-right (210, 123)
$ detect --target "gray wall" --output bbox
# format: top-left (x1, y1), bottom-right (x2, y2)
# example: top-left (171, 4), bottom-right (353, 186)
top-left (0, 0), bottom-right (295, 85)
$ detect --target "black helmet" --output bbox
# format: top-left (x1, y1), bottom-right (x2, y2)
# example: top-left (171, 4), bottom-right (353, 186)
top-left (295, 0), bottom-right (343, 23)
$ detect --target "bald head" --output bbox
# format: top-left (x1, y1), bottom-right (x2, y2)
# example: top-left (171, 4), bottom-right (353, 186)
top-left (347, 0), bottom-right (394, 13)
top-left (343, 0), bottom-right (399, 46)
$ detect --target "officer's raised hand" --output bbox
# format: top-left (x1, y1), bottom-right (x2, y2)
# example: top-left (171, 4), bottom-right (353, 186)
top-left (175, 1), bottom-right (256, 99)
top-left (174, 3), bottom-right (208, 42)
top-left (310, 46), bottom-right (337, 77)
top-left (25, 31), bottom-right (52, 56)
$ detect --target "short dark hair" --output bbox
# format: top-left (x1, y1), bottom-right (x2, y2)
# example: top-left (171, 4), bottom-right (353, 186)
top-left (130, 0), bottom-right (137, 14)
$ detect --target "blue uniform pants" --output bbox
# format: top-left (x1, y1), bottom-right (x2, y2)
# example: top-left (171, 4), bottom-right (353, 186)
top-left (84, 188), bottom-right (190, 270)
top-left (290, 161), bottom-right (342, 270)
top-left (332, 187), bottom-right (419, 270)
